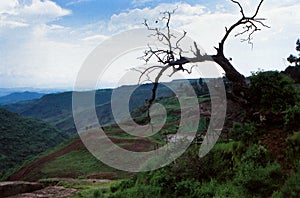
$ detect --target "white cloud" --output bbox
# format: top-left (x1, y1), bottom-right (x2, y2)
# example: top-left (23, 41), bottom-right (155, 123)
top-left (0, 23), bottom-right (98, 88)
top-left (1, 0), bottom-right (300, 88)
top-left (0, 1), bottom-right (86, 88)
top-left (107, 3), bottom-right (207, 33)
top-left (0, 0), bottom-right (19, 14)
top-left (22, 0), bottom-right (71, 17)
top-left (66, 0), bottom-right (94, 6)
top-left (131, 0), bottom-right (154, 7)
top-left (0, 0), bottom-right (71, 28)
top-left (82, 34), bottom-right (109, 42)
top-left (106, 1), bottom-right (300, 76)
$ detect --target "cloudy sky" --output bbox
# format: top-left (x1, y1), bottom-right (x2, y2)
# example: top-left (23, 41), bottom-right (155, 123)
top-left (0, 0), bottom-right (299, 89)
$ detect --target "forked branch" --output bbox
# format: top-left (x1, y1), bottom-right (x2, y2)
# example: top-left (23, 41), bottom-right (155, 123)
top-left (216, 0), bottom-right (269, 53)
top-left (136, 0), bottom-right (268, 110)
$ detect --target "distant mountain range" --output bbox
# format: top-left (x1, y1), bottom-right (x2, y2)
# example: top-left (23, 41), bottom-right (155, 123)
top-left (0, 78), bottom-right (207, 182)
top-left (0, 91), bottom-right (44, 105)
top-left (0, 88), bottom-right (68, 97)
top-left (1, 83), bottom-right (177, 134)
top-left (1, 79), bottom-right (208, 134)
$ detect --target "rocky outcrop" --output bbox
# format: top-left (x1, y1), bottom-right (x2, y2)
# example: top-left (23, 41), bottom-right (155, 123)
top-left (8, 186), bottom-right (80, 198)
top-left (0, 181), bottom-right (43, 197)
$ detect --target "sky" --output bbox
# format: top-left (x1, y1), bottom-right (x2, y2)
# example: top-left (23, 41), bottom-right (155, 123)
top-left (0, 0), bottom-right (299, 89)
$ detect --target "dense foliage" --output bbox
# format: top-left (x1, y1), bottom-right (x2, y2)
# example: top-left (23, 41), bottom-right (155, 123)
top-left (0, 108), bottom-right (69, 180)
top-left (230, 122), bottom-right (258, 143)
top-left (284, 104), bottom-right (300, 131)
top-left (249, 71), bottom-right (297, 112)
top-left (105, 143), bottom-right (284, 198)
top-left (94, 70), bottom-right (300, 197)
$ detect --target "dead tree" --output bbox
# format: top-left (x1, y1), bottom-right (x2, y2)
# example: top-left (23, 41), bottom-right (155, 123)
top-left (135, 0), bottom-right (269, 108)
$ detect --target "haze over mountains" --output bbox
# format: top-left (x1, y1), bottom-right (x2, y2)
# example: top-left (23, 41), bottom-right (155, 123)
top-left (0, 92), bottom-right (44, 105)
top-left (0, 79), bottom-right (193, 181)
top-left (1, 82), bottom-right (181, 134)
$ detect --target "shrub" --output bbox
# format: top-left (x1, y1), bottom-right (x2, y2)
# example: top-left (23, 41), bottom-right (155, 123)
top-left (284, 105), bottom-right (300, 131)
top-left (174, 180), bottom-right (201, 197)
top-left (274, 162), bottom-right (300, 198)
top-left (241, 144), bottom-right (270, 166)
top-left (234, 162), bottom-right (282, 196)
top-left (108, 185), bottom-right (162, 198)
top-left (167, 145), bottom-right (214, 182)
top-left (279, 162), bottom-right (300, 198)
top-left (110, 179), bottom-right (135, 193)
top-left (92, 188), bottom-right (104, 198)
top-left (195, 179), bottom-right (218, 198)
top-left (209, 142), bottom-right (245, 180)
top-left (285, 132), bottom-right (300, 168)
top-left (249, 71), bottom-right (297, 112)
top-left (195, 180), bottom-right (246, 198)
top-left (214, 182), bottom-right (246, 198)
top-left (230, 122), bottom-right (258, 143)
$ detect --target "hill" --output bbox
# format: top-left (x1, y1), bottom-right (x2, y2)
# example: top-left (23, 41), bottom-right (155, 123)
top-left (0, 108), bottom-right (70, 180)
top-left (5, 73), bottom-right (300, 197)
top-left (5, 93), bottom-right (211, 182)
top-left (6, 135), bottom-right (150, 182)
top-left (0, 91), bottom-right (44, 105)
top-left (2, 83), bottom-right (177, 134)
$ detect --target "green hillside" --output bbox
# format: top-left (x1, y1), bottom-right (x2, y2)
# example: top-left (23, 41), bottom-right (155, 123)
top-left (2, 83), bottom-right (175, 134)
top-left (6, 130), bottom-right (159, 182)
top-left (101, 71), bottom-right (300, 198)
top-left (4, 72), bottom-right (300, 197)
top-left (0, 108), bottom-right (70, 180)
top-left (6, 94), bottom-right (209, 182)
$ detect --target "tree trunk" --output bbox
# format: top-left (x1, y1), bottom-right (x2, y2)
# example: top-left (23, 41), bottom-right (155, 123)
top-left (211, 54), bottom-right (248, 95)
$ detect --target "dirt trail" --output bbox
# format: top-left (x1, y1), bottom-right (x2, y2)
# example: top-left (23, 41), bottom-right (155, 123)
top-left (8, 139), bottom-right (84, 181)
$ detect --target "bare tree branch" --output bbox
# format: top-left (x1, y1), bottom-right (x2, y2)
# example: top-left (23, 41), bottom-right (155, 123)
top-left (216, 0), bottom-right (269, 55)
top-left (134, 0), bottom-right (268, 112)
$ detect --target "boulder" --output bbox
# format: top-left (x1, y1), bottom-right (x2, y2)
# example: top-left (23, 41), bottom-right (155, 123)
top-left (0, 181), bottom-right (43, 197)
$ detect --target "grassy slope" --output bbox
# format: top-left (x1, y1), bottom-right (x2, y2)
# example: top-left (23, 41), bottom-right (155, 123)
top-left (7, 134), bottom-right (154, 181)
top-left (6, 95), bottom-right (210, 182)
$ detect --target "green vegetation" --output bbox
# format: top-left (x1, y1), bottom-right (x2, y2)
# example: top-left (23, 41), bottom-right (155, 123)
top-left (103, 142), bottom-right (285, 198)
top-left (39, 178), bottom-right (121, 198)
top-left (94, 71), bottom-right (300, 197)
top-left (2, 84), bottom-right (174, 133)
top-left (230, 122), bottom-right (258, 143)
top-left (284, 105), bottom-right (300, 131)
top-left (2, 70), bottom-right (300, 197)
top-left (287, 38), bottom-right (300, 67)
top-left (41, 149), bottom-right (126, 179)
top-left (0, 108), bottom-right (69, 180)
top-left (285, 131), bottom-right (300, 168)
top-left (273, 162), bottom-right (300, 198)
top-left (249, 71), bottom-right (297, 112)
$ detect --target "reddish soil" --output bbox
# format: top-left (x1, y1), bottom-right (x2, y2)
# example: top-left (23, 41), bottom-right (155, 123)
top-left (8, 101), bottom-right (224, 181)
top-left (8, 138), bottom-right (85, 181)
top-left (261, 128), bottom-right (290, 165)
top-left (7, 134), bottom-right (156, 181)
